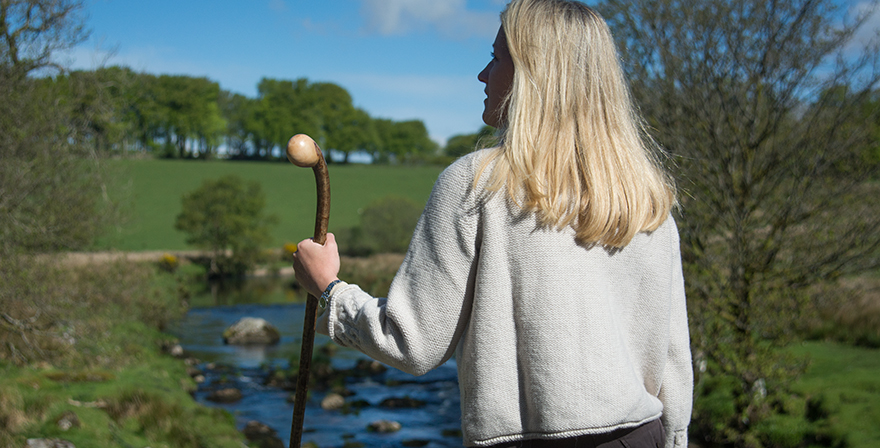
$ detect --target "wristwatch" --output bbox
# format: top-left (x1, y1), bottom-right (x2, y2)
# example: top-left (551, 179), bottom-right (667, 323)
top-left (320, 279), bottom-right (342, 309)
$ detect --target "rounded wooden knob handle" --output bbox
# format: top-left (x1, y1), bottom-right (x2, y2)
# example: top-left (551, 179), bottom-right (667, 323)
top-left (287, 134), bottom-right (322, 168)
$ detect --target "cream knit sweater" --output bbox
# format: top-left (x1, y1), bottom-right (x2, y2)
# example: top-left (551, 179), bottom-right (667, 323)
top-left (317, 149), bottom-right (693, 448)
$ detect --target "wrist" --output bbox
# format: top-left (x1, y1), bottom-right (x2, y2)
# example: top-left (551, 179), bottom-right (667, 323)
top-left (319, 279), bottom-right (342, 308)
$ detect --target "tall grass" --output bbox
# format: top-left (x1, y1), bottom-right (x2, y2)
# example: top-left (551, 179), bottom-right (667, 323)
top-left (97, 159), bottom-right (444, 251)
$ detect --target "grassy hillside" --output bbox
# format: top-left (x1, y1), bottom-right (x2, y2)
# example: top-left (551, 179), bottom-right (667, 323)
top-left (97, 159), bottom-right (444, 251)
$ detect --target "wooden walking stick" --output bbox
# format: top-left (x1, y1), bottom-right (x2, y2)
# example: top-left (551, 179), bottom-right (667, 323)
top-left (286, 134), bottom-right (330, 448)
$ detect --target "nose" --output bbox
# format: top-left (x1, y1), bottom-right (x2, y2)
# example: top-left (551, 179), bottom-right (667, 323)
top-left (478, 62), bottom-right (490, 84)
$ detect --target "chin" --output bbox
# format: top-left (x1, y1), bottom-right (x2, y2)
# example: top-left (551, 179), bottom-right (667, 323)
top-left (481, 112), bottom-right (497, 128)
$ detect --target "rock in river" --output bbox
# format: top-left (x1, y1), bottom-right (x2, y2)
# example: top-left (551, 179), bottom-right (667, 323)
top-left (243, 420), bottom-right (284, 448)
top-left (367, 420), bottom-right (402, 433)
top-left (206, 387), bottom-right (243, 403)
top-left (321, 393), bottom-right (345, 410)
top-left (222, 317), bottom-right (280, 345)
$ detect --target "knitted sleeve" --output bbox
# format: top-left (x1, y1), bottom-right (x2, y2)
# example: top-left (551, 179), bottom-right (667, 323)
top-left (658, 223), bottom-right (694, 448)
top-left (318, 154), bottom-right (481, 375)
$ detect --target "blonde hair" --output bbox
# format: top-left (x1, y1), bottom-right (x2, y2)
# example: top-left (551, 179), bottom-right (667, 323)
top-left (479, 0), bottom-right (675, 248)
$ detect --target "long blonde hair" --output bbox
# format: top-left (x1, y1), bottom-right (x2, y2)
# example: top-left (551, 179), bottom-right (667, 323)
top-left (480, 0), bottom-right (675, 248)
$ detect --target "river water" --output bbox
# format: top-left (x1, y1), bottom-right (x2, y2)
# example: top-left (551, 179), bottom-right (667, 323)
top-left (165, 278), bottom-right (463, 448)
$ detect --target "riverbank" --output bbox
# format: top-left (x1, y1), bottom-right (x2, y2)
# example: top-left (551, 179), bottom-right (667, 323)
top-left (0, 249), bottom-right (408, 447)
top-left (0, 257), bottom-right (246, 447)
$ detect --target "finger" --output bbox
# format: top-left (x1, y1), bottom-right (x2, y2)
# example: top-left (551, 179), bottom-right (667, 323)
top-left (297, 237), bottom-right (318, 249)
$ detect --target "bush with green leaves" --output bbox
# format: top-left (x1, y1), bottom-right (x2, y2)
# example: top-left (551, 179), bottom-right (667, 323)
top-left (691, 369), bottom-right (845, 448)
top-left (175, 174), bottom-right (277, 276)
top-left (337, 195), bottom-right (423, 256)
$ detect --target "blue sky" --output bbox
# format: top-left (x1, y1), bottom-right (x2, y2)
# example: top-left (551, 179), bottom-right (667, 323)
top-left (70, 0), bottom-right (509, 145)
top-left (69, 0), bottom-right (878, 145)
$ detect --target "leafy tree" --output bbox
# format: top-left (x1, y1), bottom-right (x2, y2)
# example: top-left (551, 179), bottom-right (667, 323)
top-left (174, 175), bottom-right (278, 276)
top-left (596, 0), bottom-right (880, 445)
top-left (153, 75), bottom-right (226, 158)
top-left (444, 125), bottom-right (497, 158)
top-left (373, 118), bottom-right (438, 164)
top-left (219, 90), bottom-right (257, 158)
top-left (251, 77), bottom-right (318, 159)
top-left (309, 81), bottom-right (379, 163)
top-left (50, 66), bottom-right (138, 154)
top-left (124, 71), bottom-right (166, 152)
top-left (247, 79), bottom-right (380, 162)
top-left (0, 0), bottom-right (118, 254)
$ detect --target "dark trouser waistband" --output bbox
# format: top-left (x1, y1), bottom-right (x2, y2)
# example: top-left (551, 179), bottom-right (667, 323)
top-left (484, 418), bottom-right (666, 448)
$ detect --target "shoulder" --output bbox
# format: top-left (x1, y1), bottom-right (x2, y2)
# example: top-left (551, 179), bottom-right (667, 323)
top-left (627, 214), bottom-right (682, 259)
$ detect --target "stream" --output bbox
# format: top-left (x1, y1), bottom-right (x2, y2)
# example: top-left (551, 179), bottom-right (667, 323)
top-left (165, 277), bottom-right (463, 448)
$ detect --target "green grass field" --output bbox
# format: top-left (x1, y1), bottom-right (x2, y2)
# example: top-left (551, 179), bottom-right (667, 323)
top-left (96, 159), bottom-right (445, 251)
top-left (787, 341), bottom-right (880, 448)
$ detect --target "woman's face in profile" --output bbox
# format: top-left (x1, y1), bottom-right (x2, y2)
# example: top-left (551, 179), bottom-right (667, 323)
top-left (478, 27), bottom-right (515, 128)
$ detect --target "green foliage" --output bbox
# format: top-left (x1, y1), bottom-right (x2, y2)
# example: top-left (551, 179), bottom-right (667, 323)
top-left (32, 64), bottom-right (445, 163)
top-left (309, 82), bottom-right (379, 163)
top-left (360, 195), bottom-right (423, 253)
top-left (336, 253), bottom-right (405, 298)
top-left (752, 415), bottom-right (812, 448)
top-left (49, 67), bottom-right (136, 154)
top-left (373, 118), bottom-right (439, 164)
top-left (250, 77), bottom-right (317, 158)
top-left (175, 174), bottom-right (278, 276)
top-left (156, 74), bottom-right (227, 158)
top-left (1, 65), bottom-right (117, 256)
top-left (1, 1), bottom-right (129, 258)
top-left (693, 374), bottom-right (738, 436)
top-left (691, 361), bottom-right (853, 448)
top-left (337, 196), bottom-right (423, 256)
top-left (40, 68), bottom-right (439, 163)
top-left (444, 125), bottom-right (498, 158)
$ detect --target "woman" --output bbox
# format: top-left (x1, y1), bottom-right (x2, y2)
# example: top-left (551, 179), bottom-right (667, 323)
top-left (292, 1), bottom-right (693, 447)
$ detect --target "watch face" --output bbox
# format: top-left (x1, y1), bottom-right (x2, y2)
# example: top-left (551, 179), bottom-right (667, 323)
top-left (320, 280), bottom-right (342, 308)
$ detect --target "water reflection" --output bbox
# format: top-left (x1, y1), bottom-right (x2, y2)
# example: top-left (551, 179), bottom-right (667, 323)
top-left (167, 277), bottom-right (463, 448)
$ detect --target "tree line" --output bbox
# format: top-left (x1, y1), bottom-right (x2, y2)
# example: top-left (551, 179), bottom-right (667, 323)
top-left (44, 66), bottom-right (444, 163)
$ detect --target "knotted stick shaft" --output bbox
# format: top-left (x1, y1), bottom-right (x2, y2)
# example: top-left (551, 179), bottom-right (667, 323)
top-left (286, 134), bottom-right (330, 448)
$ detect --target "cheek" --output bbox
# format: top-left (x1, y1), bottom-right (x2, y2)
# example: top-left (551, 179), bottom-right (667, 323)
top-left (489, 69), bottom-right (505, 94)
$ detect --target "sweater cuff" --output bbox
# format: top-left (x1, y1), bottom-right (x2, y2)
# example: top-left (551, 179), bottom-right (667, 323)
top-left (316, 280), bottom-right (348, 338)
top-left (668, 429), bottom-right (687, 448)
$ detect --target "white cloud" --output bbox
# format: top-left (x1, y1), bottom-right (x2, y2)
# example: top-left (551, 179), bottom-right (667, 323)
top-left (358, 0), bottom-right (499, 39)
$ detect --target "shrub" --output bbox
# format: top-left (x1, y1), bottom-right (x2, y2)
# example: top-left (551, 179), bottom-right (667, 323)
top-left (337, 195), bottom-right (422, 256)
top-left (158, 253), bottom-right (179, 272)
top-left (174, 175), bottom-right (278, 277)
